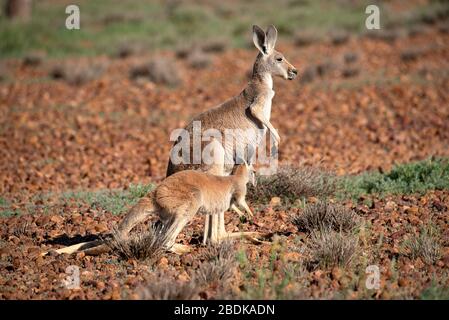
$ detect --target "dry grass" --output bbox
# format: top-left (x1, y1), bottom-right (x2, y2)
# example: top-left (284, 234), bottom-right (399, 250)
top-left (304, 228), bottom-right (358, 270)
top-left (292, 201), bottom-right (359, 233)
top-left (403, 225), bottom-right (442, 265)
top-left (130, 58), bottom-right (182, 87)
top-left (107, 221), bottom-right (170, 262)
top-left (137, 272), bottom-right (200, 300)
top-left (247, 165), bottom-right (336, 204)
top-left (197, 241), bottom-right (236, 286)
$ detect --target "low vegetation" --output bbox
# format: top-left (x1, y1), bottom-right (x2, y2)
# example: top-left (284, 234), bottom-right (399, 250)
top-left (304, 228), bottom-right (359, 270)
top-left (248, 165), bottom-right (337, 205)
top-left (291, 201), bottom-right (359, 233)
top-left (130, 59), bottom-right (182, 87)
top-left (197, 241), bottom-right (236, 286)
top-left (339, 158), bottom-right (449, 201)
top-left (107, 222), bottom-right (170, 262)
top-left (60, 183), bottom-right (154, 215)
top-left (402, 224), bottom-right (442, 265)
top-left (137, 271), bottom-right (200, 300)
top-left (0, 0), bottom-right (441, 58)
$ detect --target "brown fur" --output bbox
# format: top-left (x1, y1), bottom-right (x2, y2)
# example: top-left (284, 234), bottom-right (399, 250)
top-left (117, 163), bottom-right (256, 249)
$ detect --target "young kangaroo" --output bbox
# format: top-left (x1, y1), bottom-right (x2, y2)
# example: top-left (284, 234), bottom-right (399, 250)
top-left (47, 162), bottom-right (258, 256)
top-left (117, 162), bottom-right (258, 251)
top-left (166, 25), bottom-right (298, 243)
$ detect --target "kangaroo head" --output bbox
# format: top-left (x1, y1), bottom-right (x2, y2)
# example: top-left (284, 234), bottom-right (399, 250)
top-left (232, 161), bottom-right (256, 187)
top-left (252, 25), bottom-right (297, 81)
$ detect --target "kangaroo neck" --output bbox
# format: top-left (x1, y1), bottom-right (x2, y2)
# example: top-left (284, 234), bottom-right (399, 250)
top-left (243, 72), bottom-right (274, 103)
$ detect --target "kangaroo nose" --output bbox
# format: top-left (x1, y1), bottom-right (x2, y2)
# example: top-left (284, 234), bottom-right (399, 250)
top-left (288, 68), bottom-right (298, 80)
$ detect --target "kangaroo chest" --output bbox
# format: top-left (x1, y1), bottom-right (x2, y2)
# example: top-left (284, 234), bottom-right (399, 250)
top-left (199, 191), bottom-right (233, 215)
top-left (262, 89), bottom-right (275, 120)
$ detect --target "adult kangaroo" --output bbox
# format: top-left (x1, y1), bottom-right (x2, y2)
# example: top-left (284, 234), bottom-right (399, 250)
top-left (166, 24), bottom-right (298, 244)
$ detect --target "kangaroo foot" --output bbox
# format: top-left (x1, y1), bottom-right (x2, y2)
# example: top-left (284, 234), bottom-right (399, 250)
top-left (168, 243), bottom-right (192, 255)
top-left (217, 231), bottom-right (271, 244)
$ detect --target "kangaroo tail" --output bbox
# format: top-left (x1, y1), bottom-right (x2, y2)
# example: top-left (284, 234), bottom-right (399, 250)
top-left (42, 192), bottom-right (158, 256)
top-left (115, 192), bottom-right (158, 239)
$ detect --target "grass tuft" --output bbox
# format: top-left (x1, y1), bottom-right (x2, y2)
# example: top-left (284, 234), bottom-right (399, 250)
top-left (137, 272), bottom-right (200, 300)
top-left (50, 61), bottom-right (106, 85)
top-left (107, 222), bottom-right (170, 262)
top-left (291, 201), bottom-right (359, 233)
top-left (248, 165), bottom-right (337, 205)
top-left (197, 241), bottom-right (236, 286)
top-left (402, 224), bottom-right (442, 265)
top-left (304, 228), bottom-right (358, 270)
top-left (130, 59), bottom-right (182, 87)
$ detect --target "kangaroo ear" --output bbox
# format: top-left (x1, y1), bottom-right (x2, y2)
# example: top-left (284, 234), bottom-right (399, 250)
top-left (265, 25), bottom-right (277, 53)
top-left (252, 25), bottom-right (267, 55)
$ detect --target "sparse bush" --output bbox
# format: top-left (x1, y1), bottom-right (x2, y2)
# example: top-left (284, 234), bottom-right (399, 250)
top-left (304, 229), bottom-right (358, 269)
top-left (197, 241), bottom-right (236, 286)
top-left (316, 61), bottom-right (336, 77)
top-left (175, 45), bottom-right (193, 59)
top-left (187, 49), bottom-right (212, 69)
top-left (400, 48), bottom-right (424, 62)
top-left (438, 23), bottom-right (449, 34)
top-left (403, 225), bottom-right (442, 265)
top-left (418, 2), bottom-right (449, 25)
top-left (292, 201), bottom-right (359, 233)
top-left (115, 42), bottom-right (141, 59)
top-left (137, 272), bottom-right (200, 300)
top-left (23, 50), bottom-right (46, 66)
top-left (247, 165), bottom-right (336, 204)
top-left (130, 59), bottom-right (182, 87)
top-left (341, 66), bottom-right (359, 78)
top-left (107, 222), bottom-right (170, 262)
top-left (294, 32), bottom-right (320, 47)
top-left (330, 30), bottom-right (349, 45)
top-left (343, 52), bottom-right (358, 64)
top-left (201, 39), bottom-right (228, 53)
top-left (50, 62), bottom-right (105, 85)
top-left (407, 25), bottom-right (426, 37)
top-left (300, 66), bottom-right (316, 83)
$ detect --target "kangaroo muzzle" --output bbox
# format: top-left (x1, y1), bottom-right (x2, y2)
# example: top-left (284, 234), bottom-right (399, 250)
top-left (288, 68), bottom-right (298, 80)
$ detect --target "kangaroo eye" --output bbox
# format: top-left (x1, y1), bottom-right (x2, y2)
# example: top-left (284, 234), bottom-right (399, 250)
top-left (276, 57), bottom-right (283, 62)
